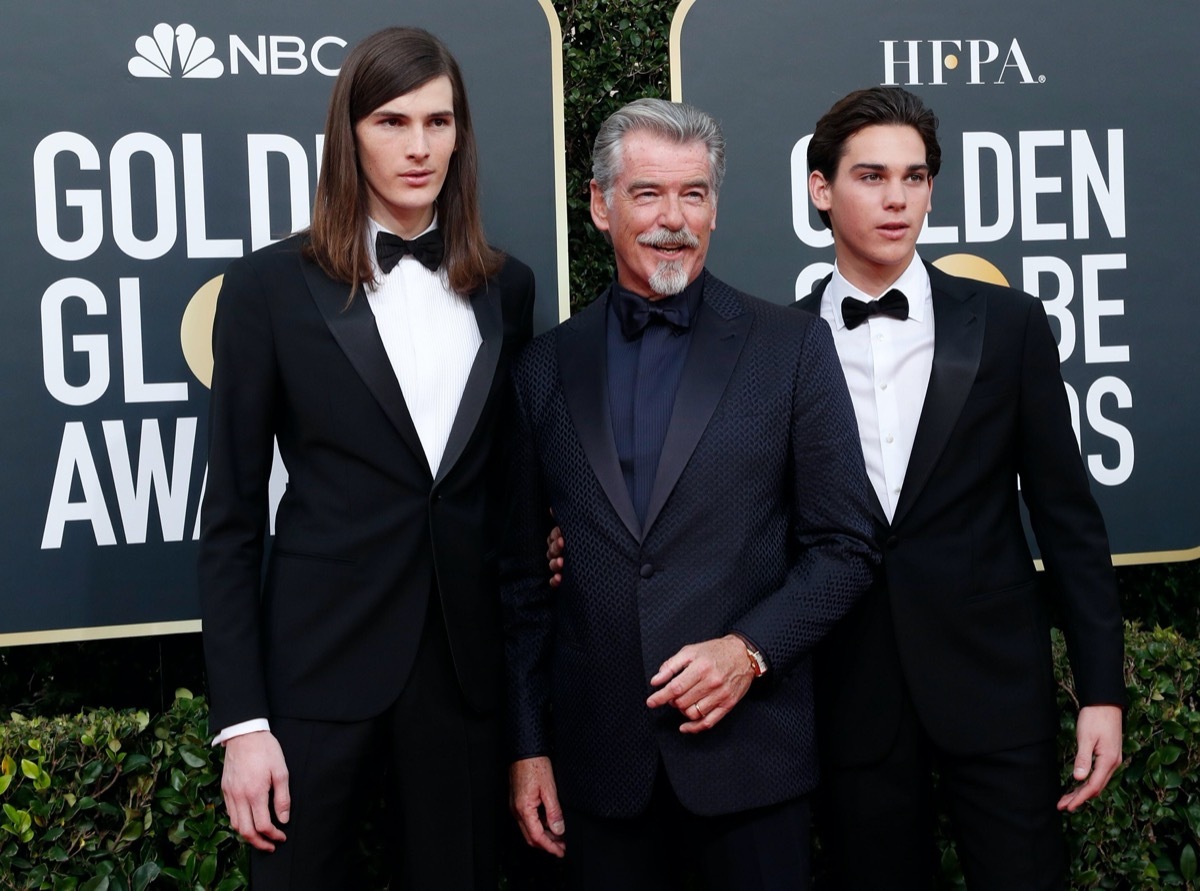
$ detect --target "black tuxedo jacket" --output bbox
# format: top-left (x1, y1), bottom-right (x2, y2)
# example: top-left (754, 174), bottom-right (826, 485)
top-left (796, 264), bottom-right (1124, 762)
top-left (501, 272), bottom-right (878, 819)
top-left (199, 234), bottom-right (534, 733)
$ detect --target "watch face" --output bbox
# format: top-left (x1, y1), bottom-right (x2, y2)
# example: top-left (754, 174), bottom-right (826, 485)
top-left (748, 648), bottom-right (767, 677)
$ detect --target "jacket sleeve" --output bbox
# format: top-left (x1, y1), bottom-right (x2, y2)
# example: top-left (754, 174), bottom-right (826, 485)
top-left (497, 348), bottom-right (557, 761)
top-left (732, 315), bottom-right (881, 674)
top-left (1016, 297), bottom-right (1126, 708)
top-left (197, 256), bottom-right (278, 732)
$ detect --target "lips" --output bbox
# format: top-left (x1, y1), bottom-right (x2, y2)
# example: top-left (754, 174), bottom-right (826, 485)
top-left (400, 170), bottom-right (435, 186)
top-left (877, 222), bottom-right (910, 240)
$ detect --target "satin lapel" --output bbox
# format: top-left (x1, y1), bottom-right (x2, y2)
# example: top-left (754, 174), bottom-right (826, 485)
top-left (558, 293), bottom-right (641, 540)
top-left (796, 277), bottom-right (889, 527)
top-left (302, 261), bottom-right (431, 478)
top-left (642, 285), bottom-right (751, 536)
top-left (434, 281), bottom-right (502, 485)
top-left (891, 267), bottom-right (985, 526)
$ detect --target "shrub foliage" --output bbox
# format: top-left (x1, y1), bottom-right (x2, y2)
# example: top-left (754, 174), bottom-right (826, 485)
top-left (3, 627), bottom-right (1198, 889)
top-left (1, 690), bottom-right (246, 891)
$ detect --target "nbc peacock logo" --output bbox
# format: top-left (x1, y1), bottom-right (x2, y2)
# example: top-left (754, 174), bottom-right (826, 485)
top-left (128, 23), bottom-right (224, 79)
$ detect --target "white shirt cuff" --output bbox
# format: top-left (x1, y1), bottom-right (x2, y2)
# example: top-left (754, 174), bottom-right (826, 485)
top-left (212, 718), bottom-right (271, 747)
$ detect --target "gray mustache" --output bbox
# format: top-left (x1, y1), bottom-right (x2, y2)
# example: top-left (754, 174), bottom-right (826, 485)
top-left (637, 228), bottom-right (700, 249)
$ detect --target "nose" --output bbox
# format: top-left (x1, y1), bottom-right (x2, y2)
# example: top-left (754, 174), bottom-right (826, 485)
top-left (406, 128), bottom-right (430, 160)
top-left (882, 179), bottom-right (907, 209)
top-left (658, 195), bottom-right (686, 230)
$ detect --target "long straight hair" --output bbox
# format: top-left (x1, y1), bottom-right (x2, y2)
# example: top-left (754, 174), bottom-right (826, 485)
top-left (305, 27), bottom-right (503, 295)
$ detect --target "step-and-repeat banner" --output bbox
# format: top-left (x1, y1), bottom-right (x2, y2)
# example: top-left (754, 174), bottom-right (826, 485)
top-left (672, 0), bottom-right (1198, 563)
top-left (0, 2), bottom-right (565, 643)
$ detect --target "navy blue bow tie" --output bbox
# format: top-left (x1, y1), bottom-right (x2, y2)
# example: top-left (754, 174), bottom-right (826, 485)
top-left (612, 289), bottom-right (692, 339)
top-left (841, 288), bottom-right (909, 330)
top-left (375, 228), bottom-right (444, 273)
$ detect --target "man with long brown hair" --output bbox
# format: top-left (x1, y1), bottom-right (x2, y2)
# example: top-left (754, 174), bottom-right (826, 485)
top-left (199, 26), bottom-right (534, 889)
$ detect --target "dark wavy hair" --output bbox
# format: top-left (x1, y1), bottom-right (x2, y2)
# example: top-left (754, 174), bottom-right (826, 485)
top-left (807, 87), bottom-right (941, 229)
top-left (305, 27), bottom-right (503, 295)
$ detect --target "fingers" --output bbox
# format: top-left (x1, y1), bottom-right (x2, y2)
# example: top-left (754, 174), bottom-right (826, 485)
top-left (1056, 705), bottom-right (1123, 812)
top-left (221, 731), bottom-right (290, 852)
top-left (546, 526), bottom-right (565, 587)
top-left (647, 649), bottom-right (694, 696)
top-left (646, 637), bottom-right (754, 720)
top-left (509, 757), bottom-right (566, 858)
top-left (679, 702), bottom-right (730, 734)
top-left (545, 526), bottom-right (564, 560)
top-left (1057, 743), bottom-right (1121, 812)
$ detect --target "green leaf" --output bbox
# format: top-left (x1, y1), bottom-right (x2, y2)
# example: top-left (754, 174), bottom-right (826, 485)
top-left (1157, 744), bottom-right (1184, 765)
top-left (0, 775), bottom-right (11, 795)
top-left (79, 877), bottom-right (110, 891)
top-left (132, 862), bottom-right (161, 891)
top-left (119, 819), bottom-right (144, 842)
top-left (179, 746), bottom-right (207, 769)
top-left (1181, 844), bottom-right (1197, 881)
top-left (20, 759), bottom-right (41, 780)
top-left (197, 853), bottom-right (218, 886)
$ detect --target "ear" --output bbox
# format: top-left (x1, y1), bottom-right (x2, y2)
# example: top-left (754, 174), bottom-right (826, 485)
top-left (808, 169), bottom-right (832, 213)
top-left (925, 175), bottom-right (934, 214)
top-left (589, 180), bottom-right (610, 233)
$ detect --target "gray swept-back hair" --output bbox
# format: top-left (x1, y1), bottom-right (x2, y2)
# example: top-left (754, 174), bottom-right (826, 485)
top-left (591, 98), bottom-right (726, 204)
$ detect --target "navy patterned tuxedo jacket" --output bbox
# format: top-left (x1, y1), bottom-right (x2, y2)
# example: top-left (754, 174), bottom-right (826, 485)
top-left (501, 271), bottom-right (879, 819)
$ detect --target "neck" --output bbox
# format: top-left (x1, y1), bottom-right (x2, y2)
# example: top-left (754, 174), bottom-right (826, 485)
top-left (374, 206), bottom-right (436, 240)
top-left (835, 254), bottom-right (914, 299)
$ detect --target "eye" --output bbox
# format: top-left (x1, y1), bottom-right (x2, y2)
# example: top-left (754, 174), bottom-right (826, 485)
top-left (430, 117), bottom-right (451, 129)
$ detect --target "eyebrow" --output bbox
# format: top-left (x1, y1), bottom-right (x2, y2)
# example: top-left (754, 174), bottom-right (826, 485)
top-left (626, 177), bottom-right (712, 191)
top-left (368, 108), bottom-right (455, 120)
top-left (848, 162), bottom-right (929, 175)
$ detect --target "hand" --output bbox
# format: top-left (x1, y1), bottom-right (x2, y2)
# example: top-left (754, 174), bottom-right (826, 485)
top-left (1057, 704), bottom-right (1123, 812)
top-left (221, 730), bottom-right (291, 852)
top-left (546, 524), bottom-right (564, 588)
top-left (645, 635), bottom-right (755, 733)
top-left (510, 756), bottom-right (566, 857)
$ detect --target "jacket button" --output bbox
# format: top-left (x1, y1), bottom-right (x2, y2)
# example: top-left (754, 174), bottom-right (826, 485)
top-left (640, 563), bottom-right (654, 579)
top-left (886, 535), bottom-right (899, 549)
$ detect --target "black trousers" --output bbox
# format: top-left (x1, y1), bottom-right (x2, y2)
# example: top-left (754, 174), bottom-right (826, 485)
top-left (561, 763), bottom-right (812, 891)
top-left (249, 601), bottom-right (501, 891)
top-left (817, 684), bottom-right (1067, 891)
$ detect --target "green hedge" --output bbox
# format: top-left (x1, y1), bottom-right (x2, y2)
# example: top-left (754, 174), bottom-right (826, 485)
top-left (1, 690), bottom-right (246, 891)
top-left (2, 625), bottom-right (1197, 889)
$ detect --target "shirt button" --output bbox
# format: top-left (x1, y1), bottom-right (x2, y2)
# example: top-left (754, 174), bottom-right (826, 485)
top-left (885, 434), bottom-right (895, 444)
top-left (880, 382), bottom-right (888, 390)
top-left (640, 564), bottom-right (655, 579)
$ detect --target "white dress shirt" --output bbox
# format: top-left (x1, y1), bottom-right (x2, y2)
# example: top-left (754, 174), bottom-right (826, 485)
top-left (213, 218), bottom-right (480, 746)
top-left (820, 254), bottom-right (935, 522)
top-left (365, 217), bottom-right (482, 476)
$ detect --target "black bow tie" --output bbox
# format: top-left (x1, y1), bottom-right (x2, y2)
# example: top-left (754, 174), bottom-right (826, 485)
top-left (612, 288), bottom-right (692, 339)
top-left (841, 288), bottom-right (909, 330)
top-left (375, 228), bottom-right (444, 274)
